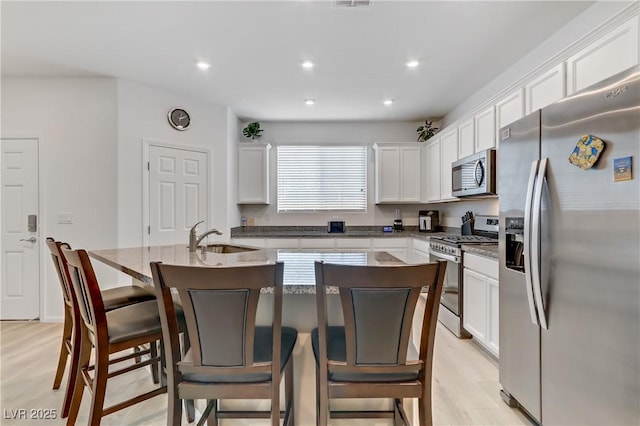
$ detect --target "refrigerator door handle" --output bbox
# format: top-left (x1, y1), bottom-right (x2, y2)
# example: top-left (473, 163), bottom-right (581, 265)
top-left (531, 157), bottom-right (549, 330)
top-left (524, 160), bottom-right (540, 326)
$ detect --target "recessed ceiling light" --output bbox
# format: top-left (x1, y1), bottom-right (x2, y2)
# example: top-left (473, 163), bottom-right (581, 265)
top-left (383, 99), bottom-right (394, 106)
top-left (196, 61), bottom-right (210, 70)
top-left (305, 99), bottom-right (316, 105)
top-left (406, 60), bottom-right (419, 68)
top-left (302, 61), bottom-right (315, 69)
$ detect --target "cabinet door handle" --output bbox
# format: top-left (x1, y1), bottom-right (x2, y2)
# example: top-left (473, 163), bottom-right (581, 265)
top-left (20, 237), bottom-right (37, 243)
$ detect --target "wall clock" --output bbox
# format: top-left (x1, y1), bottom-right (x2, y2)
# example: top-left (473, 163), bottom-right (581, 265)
top-left (167, 108), bottom-right (191, 131)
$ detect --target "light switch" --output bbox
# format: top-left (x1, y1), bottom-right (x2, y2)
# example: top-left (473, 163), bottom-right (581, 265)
top-left (57, 213), bottom-right (73, 224)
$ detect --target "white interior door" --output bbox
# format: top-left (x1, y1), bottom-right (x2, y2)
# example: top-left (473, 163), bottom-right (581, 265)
top-left (1, 139), bottom-right (40, 320)
top-left (148, 145), bottom-right (208, 246)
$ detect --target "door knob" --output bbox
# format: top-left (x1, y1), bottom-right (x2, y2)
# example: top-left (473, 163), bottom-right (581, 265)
top-left (20, 237), bottom-right (37, 243)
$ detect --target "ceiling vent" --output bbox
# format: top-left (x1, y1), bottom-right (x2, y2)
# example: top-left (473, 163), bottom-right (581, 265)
top-left (334, 0), bottom-right (371, 7)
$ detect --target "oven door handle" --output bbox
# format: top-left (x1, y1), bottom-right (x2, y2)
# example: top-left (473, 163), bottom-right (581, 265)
top-left (428, 248), bottom-right (460, 263)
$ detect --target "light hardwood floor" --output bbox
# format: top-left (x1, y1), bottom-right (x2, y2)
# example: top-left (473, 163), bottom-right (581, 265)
top-left (0, 321), bottom-right (532, 425)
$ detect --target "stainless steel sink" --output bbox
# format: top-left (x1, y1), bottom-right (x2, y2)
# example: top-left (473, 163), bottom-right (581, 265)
top-left (204, 244), bottom-right (258, 254)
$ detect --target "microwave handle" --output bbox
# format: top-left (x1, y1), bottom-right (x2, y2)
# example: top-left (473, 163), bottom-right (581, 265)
top-left (473, 160), bottom-right (484, 187)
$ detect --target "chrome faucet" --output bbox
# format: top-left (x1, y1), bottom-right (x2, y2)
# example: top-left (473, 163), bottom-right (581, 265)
top-left (188, 221), bottom-right (222, 252)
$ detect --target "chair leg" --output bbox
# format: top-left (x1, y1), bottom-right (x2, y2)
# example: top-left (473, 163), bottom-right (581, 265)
top-left (185, 399), bottom-right (195, 423)
top-left (272, 382), bottom-right (280, 426)
top-left (66, 327), bottom-right (91, 426)
top-left (61, 313), bottom-right (82, 418)
top-left (394, 398), bottom-right (407, 426)
top-left (53, 308), bottom-right (73, 389)
top-left (316, 367), bottom-right (328, 426)
top-left (418, 397), bottom-right (433, 426)
top-left (285, 357), bottom-right (294, 425)
top-left (88, 345), bottom-right (109, 426)
top-left (166, 384), bottom-right (182, 426)
top-left (150, 341), bottom-right (159, 384)
top-left (204, 400), bottom-right (218, 426)
top-left (180, 332), bottom-right (195, 423)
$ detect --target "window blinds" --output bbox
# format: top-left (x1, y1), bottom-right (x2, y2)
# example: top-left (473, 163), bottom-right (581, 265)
top-left (277, 145), bottom-right (367, 212)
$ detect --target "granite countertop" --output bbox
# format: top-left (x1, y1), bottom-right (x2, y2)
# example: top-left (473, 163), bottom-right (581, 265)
top-left (461, 244), bottom-right (499, 259)
top-left (231, 225), bottom-right (459, 240)
top-left (89, 244), bottom-right (407, 295)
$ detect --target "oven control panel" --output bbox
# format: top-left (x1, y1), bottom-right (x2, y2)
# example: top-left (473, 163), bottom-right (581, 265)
top-left (430, 242), bottom-right (460, 256)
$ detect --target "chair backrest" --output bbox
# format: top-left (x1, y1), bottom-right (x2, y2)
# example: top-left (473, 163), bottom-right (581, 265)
top-left (314, 260), bottom-right (446, 377)
top-left (61, 247), bottom-right (108, 339)
top-left (46, 238), bottom-right (75, 310)
top-left (150, 261), bottom-right (284, 378)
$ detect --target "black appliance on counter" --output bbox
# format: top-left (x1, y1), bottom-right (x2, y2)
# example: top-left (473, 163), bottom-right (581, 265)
top-left (428, 215), bottom-right (498, 338)
top-left (419, 210), bottom-right (441, 232)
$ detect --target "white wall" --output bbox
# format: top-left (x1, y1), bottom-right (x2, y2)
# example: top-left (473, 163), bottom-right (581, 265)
top-left (237, 120), bottom-right (496, 227)
top-left (444, 1), bottom-right (636, 126)
top-left (116, 80), bottom-right (230, 247)
top-left (2, 77), bottom-right (119, 321)
top-left (1, 77), bottom-right (233, 321)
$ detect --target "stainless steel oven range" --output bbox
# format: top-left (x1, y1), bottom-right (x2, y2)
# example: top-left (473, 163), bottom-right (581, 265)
top-left (429, 215), bottom-right (498, 338)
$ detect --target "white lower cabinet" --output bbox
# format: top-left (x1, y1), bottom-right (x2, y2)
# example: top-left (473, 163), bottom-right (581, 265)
top-left (463, 252), bottom-right (499, 358)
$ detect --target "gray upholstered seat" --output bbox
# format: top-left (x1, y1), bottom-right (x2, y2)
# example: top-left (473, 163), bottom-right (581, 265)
top-left (106, 300), bottom-right (185, 345)
top-left (181, 326), bottom-right (298, 383)
top-left (311, 326), bottom-right (419, 383)
top-left (102, 286), bottom-right (155, 311)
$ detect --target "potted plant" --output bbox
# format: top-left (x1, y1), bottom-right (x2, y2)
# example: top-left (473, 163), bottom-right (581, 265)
top-left (416, 120), bottom-right (439, 142)
top-left (242, 122), bottom-right (264, 140)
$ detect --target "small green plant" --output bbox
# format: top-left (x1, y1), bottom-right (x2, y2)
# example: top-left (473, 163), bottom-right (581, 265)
top-left (416, 120), bottom-right (439, 142)
top-left (242, 122), bottom-right (263, 140)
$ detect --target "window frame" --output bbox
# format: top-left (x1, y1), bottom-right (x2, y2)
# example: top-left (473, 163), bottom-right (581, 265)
top-left (276, 143), bottom-right (368, 213)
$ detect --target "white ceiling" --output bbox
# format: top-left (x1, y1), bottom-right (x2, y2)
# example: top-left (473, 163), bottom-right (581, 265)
top-left (2, 1), bottom-right (594, 122)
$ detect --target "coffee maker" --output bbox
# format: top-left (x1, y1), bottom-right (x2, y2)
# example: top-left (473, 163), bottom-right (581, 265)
top-left (419, 210), bottom-right (440, 232)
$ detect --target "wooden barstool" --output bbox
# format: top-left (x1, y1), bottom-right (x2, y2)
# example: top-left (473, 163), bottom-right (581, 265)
top-left (312, 260), bottom-right (447, 426)
top-left (151, 261), bottom-right (297, 426)
top-left (46, 238), bottom-right (157, 418)
top-left (61, 246), bottom-right (184, 426)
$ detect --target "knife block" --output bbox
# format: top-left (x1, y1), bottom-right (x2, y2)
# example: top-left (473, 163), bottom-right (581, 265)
top-left (461, 220), bottom-right (474, 235)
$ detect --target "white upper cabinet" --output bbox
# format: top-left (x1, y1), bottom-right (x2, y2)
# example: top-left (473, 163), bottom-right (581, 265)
top-left (525, 63), bottom-right (566, 114)
top-left (439, 129), bottom-right (459, 201)
top-left (424, 137), bottom-right (441, 202)
top-left (237, 143), bottom-right (271, 204)
top-left (566, 17), bottom-right (639, 95)
top-left (475, 105), bottom-right (496, 152)
top-left (458, 118), bottom-right (475, 158)
top-left (373, 143), bottom-right (422, 204)
top-left (495, 88), bottom-right (525, 147)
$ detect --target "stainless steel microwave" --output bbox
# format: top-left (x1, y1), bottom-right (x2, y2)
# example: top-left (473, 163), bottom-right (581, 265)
top-left (451, 149), bottom-right (496, 197)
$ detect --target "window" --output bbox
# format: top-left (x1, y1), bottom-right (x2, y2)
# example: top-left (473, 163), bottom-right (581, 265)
top-left (277, 145), bottom-right (367, 212)
top-left (278, 251), bottom-right (367, 286)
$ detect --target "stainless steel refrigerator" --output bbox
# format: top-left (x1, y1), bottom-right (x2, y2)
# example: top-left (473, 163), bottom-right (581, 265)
top-left (498, 66), bottom-right (639, 425)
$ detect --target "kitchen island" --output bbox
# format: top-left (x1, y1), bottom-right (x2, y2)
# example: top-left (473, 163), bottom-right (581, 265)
top-left (89, 244), bottom-right (422, 425)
